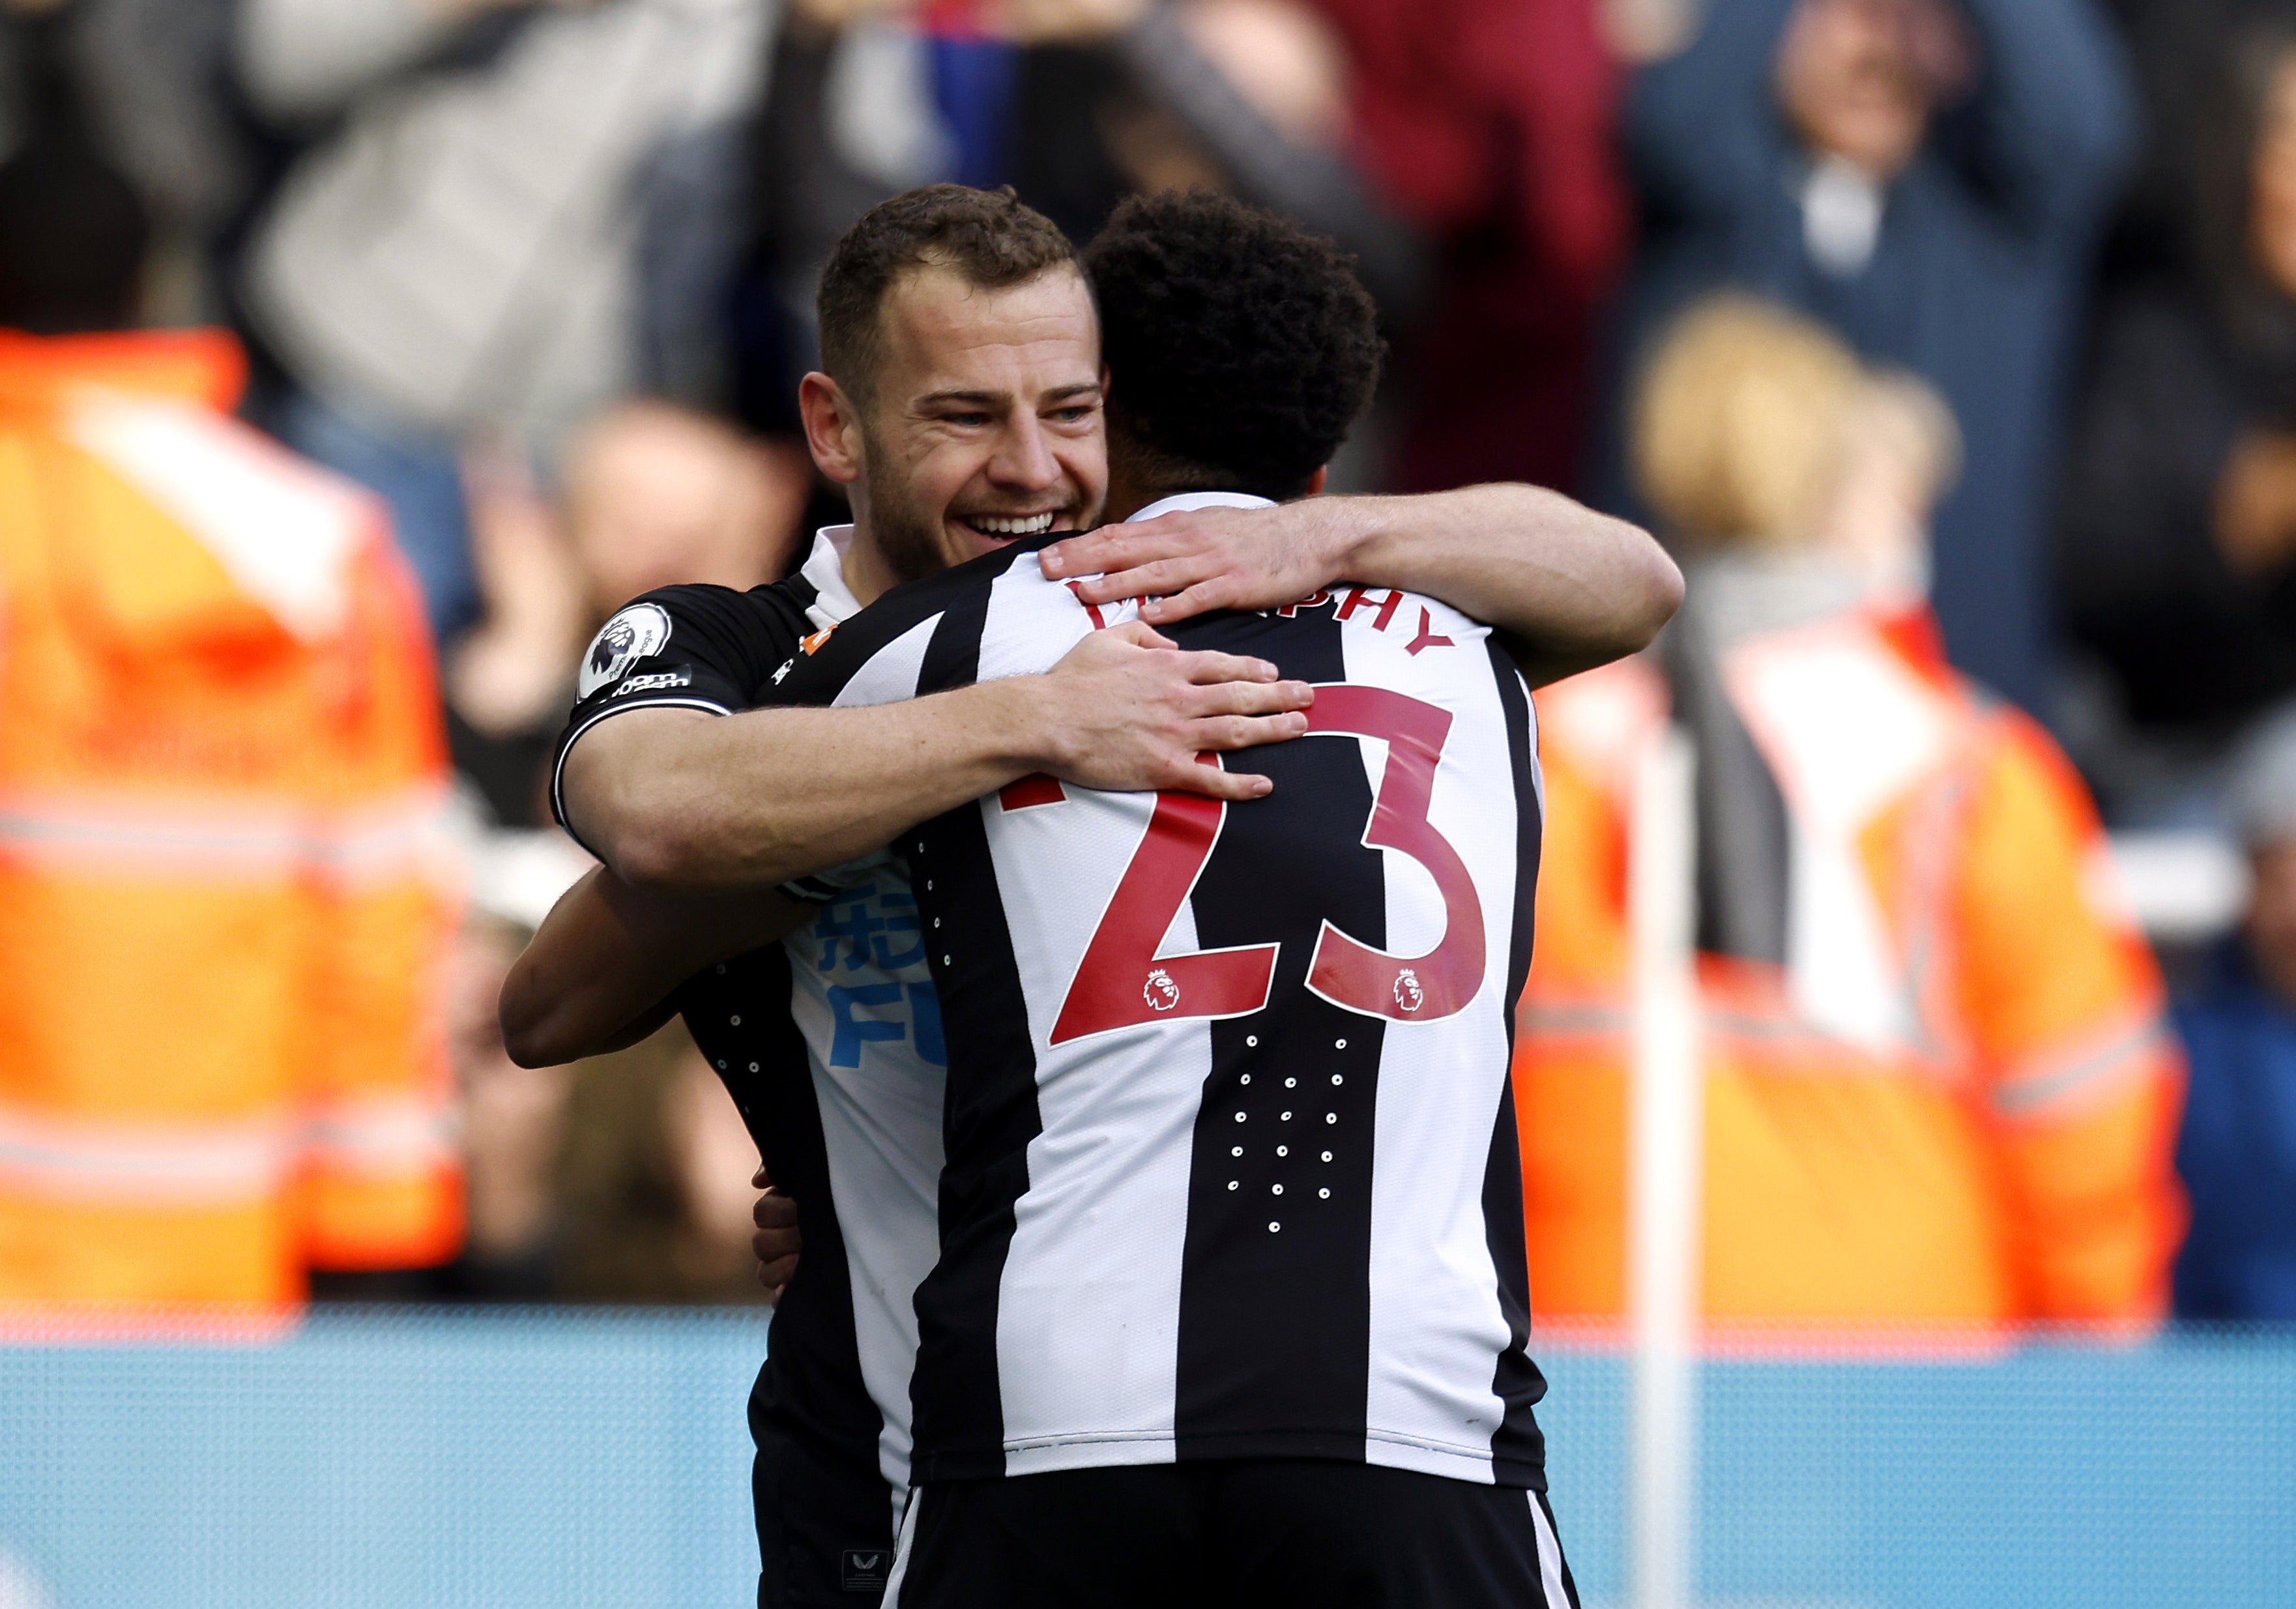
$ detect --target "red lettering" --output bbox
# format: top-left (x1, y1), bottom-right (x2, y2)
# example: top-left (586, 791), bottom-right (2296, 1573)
top-left (1336, 587), bottom-right (1406, 632)
top-left (998, 774), bottom-right (1068, 811)
top-left (1404, 607), bottom-right (1455, 657)
top-left (1039, 688), bottom-right (1484, 1040)
top-left (1049, 773), bottom-right (1279, 1045)
top-left (1066, 582), bottom-right (1109, 631)
top-left (1300, 686), bottom-right (1483, 1021)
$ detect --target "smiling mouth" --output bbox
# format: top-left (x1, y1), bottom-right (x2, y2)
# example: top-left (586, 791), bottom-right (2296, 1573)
top-left (955, 511), bottom-right (1063, 541)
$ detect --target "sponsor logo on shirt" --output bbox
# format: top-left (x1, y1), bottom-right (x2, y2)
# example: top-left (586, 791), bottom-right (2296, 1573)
top-left (578, 602), bottom-right (673, 696)
top-left (611, 669), bottom-right (693, 697)
top-left (802, 625), bottom-right (837, 655)
top-left (812, 885), bottom-right (946, 1068)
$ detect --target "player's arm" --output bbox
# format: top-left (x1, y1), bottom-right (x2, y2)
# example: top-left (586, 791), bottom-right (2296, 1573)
top-left (562, 621), bottom-right (1312, 890)
top-left (499, 866), bottom-right (811, 1067)
top-left (1043, 484), bottom-right (1683, 687)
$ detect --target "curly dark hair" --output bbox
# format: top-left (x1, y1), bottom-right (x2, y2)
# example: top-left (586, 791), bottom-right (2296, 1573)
top-left (817, 184), bottom-right (1082, 401)
top-left (1083, 190), bottom-right (1384, 503)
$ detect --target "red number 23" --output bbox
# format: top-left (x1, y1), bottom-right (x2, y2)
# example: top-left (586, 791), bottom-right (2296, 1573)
top-left (1041, 684), bottom-right (1485, 1045)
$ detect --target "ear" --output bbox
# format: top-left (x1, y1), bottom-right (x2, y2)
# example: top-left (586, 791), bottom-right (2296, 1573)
top-left (1305, 465), bottom-right (1329, 497)
top-left (798, 372), bottom-right (865, 487)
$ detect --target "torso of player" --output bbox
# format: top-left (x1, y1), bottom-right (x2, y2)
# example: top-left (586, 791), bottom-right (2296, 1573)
top-left (560, 527), bottom-right (952, 1515)
top-left (776, 508), bottom-right (1548, 1490)
top-left (780, 858), bottom-right (948, 1504)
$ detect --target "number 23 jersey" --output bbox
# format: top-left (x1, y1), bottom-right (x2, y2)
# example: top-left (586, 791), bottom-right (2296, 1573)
top-left (770, 512), bottom-right (1550, 1491)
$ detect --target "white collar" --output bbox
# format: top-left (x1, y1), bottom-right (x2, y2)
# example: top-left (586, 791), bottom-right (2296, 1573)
top-left (799, 525), bottom-right (864, 629)
top-left (1124, 490), bottom-right (1276, 523)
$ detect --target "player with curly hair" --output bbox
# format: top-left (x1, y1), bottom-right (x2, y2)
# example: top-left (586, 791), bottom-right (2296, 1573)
top-left (773, 190), bottom-right (1593, 1608)
top-left (512, 185), bottom-right (1668, 1609)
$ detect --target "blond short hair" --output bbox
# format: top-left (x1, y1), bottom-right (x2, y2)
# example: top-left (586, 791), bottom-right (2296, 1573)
top-left (1630, 294), bottom-right (1959, 550)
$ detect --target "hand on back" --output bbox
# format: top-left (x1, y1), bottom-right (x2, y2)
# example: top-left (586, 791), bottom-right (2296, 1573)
top-left (1043, 501), bottom-right (1348, 627)
top-left (1034, 620), bottom-right (1313, 800)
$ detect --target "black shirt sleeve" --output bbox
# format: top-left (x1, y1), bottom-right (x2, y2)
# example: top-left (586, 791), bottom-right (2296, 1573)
top-left (550, 581), bottom-right (815, 847)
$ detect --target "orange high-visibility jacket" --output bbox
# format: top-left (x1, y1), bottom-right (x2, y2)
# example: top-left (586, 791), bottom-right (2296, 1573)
top-left (0, 330), bottom-right (463, 1305)
top-left (1517, 607), bottom-right (2186, 1325)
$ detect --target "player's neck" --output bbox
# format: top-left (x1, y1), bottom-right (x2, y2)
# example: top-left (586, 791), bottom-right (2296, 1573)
top-left (1103, 469), bottom-right (1209, 525)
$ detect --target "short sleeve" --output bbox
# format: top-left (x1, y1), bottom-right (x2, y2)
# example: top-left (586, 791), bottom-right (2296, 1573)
top-left (550, 583), bottom-right (811, 843)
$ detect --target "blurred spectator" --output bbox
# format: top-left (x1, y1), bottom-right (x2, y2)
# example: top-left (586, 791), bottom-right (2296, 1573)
top-left (445, 401), bottom-right (807, 828)
top-left (441, 912), bottom-right (766, 1302)
top-left (738, 0), bottom-right (1431, 448)
top-left (554, 1025), bottom-right (769, 1304)
top-left (0, 97), bottom-right (462, 1305)
top-left (442, 916), bottom-right (570, 1297)
top-left (1517, 297), bottom-right (2185, 1325)
top-left (0, 0), bottom-right (247, 325)
top-left (1618, 0), bottom-right (2136, 714)
top-left (231, 0), bottom-right (769, 643)
top-left (2170, 708), bottom-right (2296, 1320)
top-left (1306, 0), bottom-right (1627, 494)
top-left (2059, 22), bottom-right (2296, 822)
top-left (813, 0), bottom-right (1625, 496)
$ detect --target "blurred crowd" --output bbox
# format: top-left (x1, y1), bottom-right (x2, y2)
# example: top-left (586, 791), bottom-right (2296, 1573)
top-left (3, 0), bottom-right (2296, 1320)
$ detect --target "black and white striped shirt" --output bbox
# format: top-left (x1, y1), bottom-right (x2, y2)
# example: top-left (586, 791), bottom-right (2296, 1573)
top-left (555, 527), bottom-right (948, 1537)
top-left (769, 492), bottom-right (1551, 1490)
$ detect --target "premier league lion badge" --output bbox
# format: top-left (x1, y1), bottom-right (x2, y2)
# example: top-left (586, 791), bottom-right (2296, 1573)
top-left (579, 603), bottom-right (673, 697)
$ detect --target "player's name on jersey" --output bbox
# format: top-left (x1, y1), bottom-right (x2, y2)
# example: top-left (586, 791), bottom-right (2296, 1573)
top-left (1064, 577), bottom-right (1459, 658)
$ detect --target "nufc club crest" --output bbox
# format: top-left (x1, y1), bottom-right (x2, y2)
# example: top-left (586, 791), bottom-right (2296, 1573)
top-left (579, 603), bottom-right (673, 697)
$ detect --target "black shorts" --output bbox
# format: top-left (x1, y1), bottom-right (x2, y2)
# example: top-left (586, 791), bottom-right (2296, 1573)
top-left (884, 1460), bottom-right (1579, 1609)
top-left (751, 1385), bottom-right (899, 1606)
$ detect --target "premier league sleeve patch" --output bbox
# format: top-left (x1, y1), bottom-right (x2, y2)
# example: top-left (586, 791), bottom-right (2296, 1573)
top-left (579, 602), bottom-right (674, 697)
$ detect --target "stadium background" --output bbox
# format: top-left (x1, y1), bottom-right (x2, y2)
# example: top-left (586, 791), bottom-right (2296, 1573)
top-left (5, 0), bottom-right (2296, 1602)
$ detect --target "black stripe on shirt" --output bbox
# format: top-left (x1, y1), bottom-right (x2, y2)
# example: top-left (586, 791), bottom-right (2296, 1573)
top-left (678, 949), bottom-right (894, 1505)
top-left (1169, 607), bottom-right (1386, 1462)
top-left (766, 536), bottom-right (1051, 710)
top-left (1482, 639), bottom-right (1548, 1487)
top-left (897, 581), bottom-right (1048, 1483)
